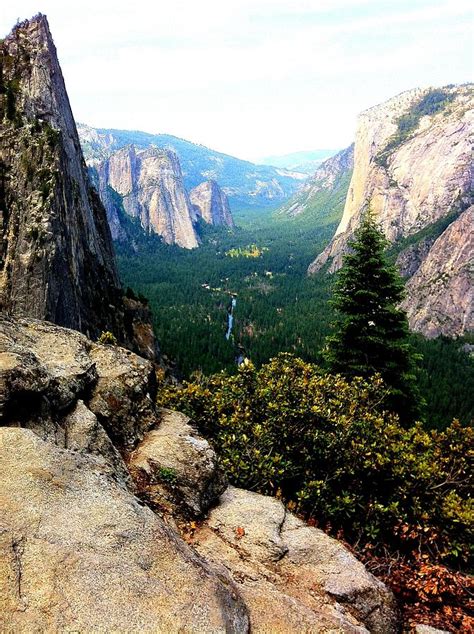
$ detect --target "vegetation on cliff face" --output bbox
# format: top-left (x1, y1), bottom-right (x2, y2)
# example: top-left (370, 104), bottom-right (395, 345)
top-left (375, 88), bottom-right (455, 168)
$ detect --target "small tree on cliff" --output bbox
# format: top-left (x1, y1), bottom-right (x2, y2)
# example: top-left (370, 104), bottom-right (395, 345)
top-left (324, 207), bottom-right (420, 422)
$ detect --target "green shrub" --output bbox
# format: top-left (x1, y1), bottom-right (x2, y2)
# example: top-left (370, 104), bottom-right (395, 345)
top-left (157, 466), bottom-right (178, 484)
top-left (97, 330), bottom-right (118, 345)
top-left (158, 353), bottom-right (473, 566)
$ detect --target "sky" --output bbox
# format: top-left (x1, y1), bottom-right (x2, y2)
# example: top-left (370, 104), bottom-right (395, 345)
top-left (1, 1), bottom-right (473, 162)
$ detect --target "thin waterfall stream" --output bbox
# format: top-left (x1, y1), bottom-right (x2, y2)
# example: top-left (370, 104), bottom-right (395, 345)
top-left (225, 296), bottom-right (237, 340)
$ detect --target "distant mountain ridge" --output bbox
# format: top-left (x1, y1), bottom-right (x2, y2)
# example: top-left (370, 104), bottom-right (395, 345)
top-left (259, 149), bottom-right (341, 175)
top-left (277, 145), bottom-right (354, 226)
top-left (78, 123), bottom-right (307, 210)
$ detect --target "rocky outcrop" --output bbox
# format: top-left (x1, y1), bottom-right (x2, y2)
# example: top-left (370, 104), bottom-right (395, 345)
top-left (0, 15), bottom-right (158, 356)
top-left (0, 315), bottom-right (399, 632)
top-left (96, 145), bottom-right (199, 248)
top-left (78, 122), bottom-right (307, 209)
top-left (129, 409), bottom-right (227, 517)
top-left (190, 180), bottom-right (234, 227)
top-left (0, 427), bottom-right (249, 632)
top-left (280, 144), bottom-right (354, 218)
top-left (400, 206), bottom-right (474, 337)
top-left (0, 316), bottom-right (156, 450)
top-left (192, 487), bottom-right (398, 633)
top-left (309, 85), bottom-right (474, 337)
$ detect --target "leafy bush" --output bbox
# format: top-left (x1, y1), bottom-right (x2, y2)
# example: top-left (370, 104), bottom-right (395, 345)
top-left (158, 353), bottom-right (473, 566)
top-left (157, 466), bottom-right (177, 484)
top-left (97, 330), bottom-right (118, 345)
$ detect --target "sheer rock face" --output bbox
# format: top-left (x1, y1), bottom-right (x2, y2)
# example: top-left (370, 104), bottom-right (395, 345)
top-left (281, 144), bottom-right (354, 218)
top-left (309, 85), bottom-right (473, 337)
top-left (400, 206), bottom-right (474, 338)
top-left (189, 180), bottom-right (235, 227)
top-left (0, 16), bottom-right (117, 335)
top-left (1, 316), bottom-right (399, 632)
top-left (96, 145), bottom-right (199, 248)
top-left (0, 16), bottom-right (158, 355)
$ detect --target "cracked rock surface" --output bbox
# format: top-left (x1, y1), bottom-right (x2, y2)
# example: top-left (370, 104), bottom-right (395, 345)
top-left (128, 408), bottom-right (227, 517)
top-left (0, 428), bottom-right (249, 632)
top-left (192, 487), bottom-right (398, 633)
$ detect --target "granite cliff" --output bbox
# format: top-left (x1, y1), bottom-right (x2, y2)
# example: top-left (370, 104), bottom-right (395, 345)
top-left (308, 85), bottom-right (473, 337)
top-left (96, 145), bottom-right (199, 248)
top-left (78, 122), bottom-right (307, 210)
top-left (0, 15), bottom-right (157, 356)
top-left (190, 179), bottom-right (234, 227)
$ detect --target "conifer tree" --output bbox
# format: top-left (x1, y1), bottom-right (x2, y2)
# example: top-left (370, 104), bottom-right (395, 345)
top-left (324, 207), bottom-right (421, 422)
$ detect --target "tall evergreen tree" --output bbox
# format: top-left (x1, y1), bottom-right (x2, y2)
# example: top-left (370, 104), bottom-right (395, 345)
top-left (324, 208), bottom-right (421, 423)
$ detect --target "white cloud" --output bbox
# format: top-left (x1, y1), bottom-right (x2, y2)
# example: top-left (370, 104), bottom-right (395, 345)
top-left (1, 0), bottom-right (472, 159)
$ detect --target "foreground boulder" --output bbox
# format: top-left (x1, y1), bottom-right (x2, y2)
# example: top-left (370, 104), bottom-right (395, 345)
top-left (0, 428), bottom-right (249, 632)
top-left (129, 409), bottom-right (227, 517)
top-left (193, 487), bottom-right (398, 633)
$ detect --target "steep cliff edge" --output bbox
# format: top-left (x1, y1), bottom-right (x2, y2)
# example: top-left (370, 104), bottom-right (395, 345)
top-left (96, 145), bottom-right (199, 248)
top-left (309, 85), bottom-right (473, 337)
top-left (190, 179), bottom-right (234, 227)
top-left (0, 15), bottom-right (158, 356)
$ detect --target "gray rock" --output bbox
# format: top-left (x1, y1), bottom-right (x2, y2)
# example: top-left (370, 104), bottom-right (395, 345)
top-left (0, 317), bottom-right (158, 452)
top-left (0, 15), bottom-right (158, 358)
top-left (400, 206), bottom-right (474, 338)
top-left (0, 317), bottom-right (96, 423)
top-left (193, 486), bottom-right (399, 633)
top-left (96, 145), bottom-right (199, 248)
top-left (190, 180), bottom-right (235, 227)
top-left (88, 342), bottom-right (158, 449)
top-left (128, 408), bottom-right (227, 517)
top-left (0, 428), bottom-right (249, 633)
top-left (414, 626), bottom-right (452, 634)
top-left (62, 400), bottom-right (131, 486)
top-left (308, 84), bottom-right (474, 338)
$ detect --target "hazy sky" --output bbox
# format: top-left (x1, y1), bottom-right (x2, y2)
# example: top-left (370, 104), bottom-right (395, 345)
top-left (1, 1), bottom-right (472, 161)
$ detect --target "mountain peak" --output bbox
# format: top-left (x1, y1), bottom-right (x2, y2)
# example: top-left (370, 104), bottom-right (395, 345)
top-left (189, 180), bottom-right (234, 227)
top-left (0, 15), bottom-right (158, 357)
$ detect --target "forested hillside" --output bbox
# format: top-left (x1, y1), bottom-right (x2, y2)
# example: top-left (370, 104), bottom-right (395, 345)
top-left (117, 207), bottom-right (474, 429)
